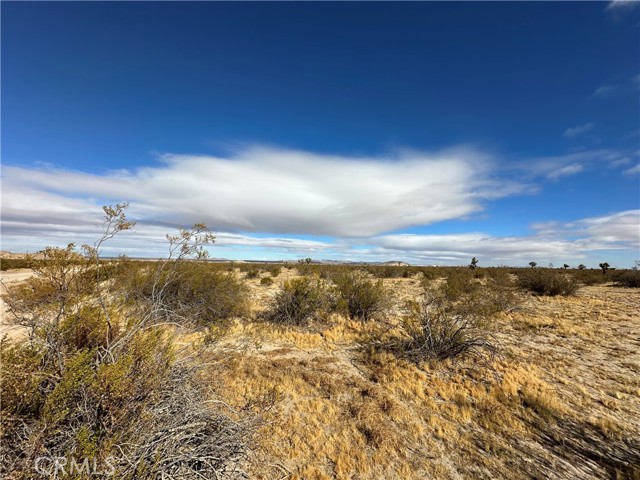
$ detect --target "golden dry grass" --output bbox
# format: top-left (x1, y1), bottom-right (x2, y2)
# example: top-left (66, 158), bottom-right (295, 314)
top-left (202, 272), bottom-right (640, 479)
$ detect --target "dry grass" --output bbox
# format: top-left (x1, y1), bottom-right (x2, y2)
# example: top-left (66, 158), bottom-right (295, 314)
top-left (193, 271), bottom-right (640, 479)
top-left (3, 266), bottom-right (639, 479)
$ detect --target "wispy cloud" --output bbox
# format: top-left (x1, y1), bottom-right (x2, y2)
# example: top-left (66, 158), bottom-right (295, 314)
top-left (623, 163), bottom-right (640, 175)
top-left (563, 123), bottom-right (594, 139)
top-left (2, 145), bottom-right (637, 265)
top-left (512, 149), bottom-right (623, 179)
top-left (372, 210), bottom-right (640, 265)
top-left (547, 163), bottom-right (584, 180)
top-left (606, 0), bottom-right (640, 10)
top-left (593, 84), bottom-right (618, 98)
top-left (1, 145), bottom-right (524, 240)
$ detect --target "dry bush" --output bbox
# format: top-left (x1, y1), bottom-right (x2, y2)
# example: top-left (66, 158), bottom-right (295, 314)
top-left (124, 262), bottom-right (249, 327)
top-left (263, 277), bottom-right (333, 326)
top-left (569, 268), bottom-right (609, 286)
top-left (517, 269), bottom-right (579, 296)
top-left (265, 265), bottom-right (282, 277)
top-left (441, 268), bottom-right (478, 301)
top-left (111, 365), bottom-right (249, 479)
top-left (0, 206), bottom-right (250, 480)
top-left (332, 270), bottom-right (389, 321)
top-left (0, 258), bottom-right (33, 270)
top-left (260, 276), bottom-right (274, 286)
top-left (614, 270), bottom-right (640, 288)
top-left (453, 269), bottom-right (520, 321)
top-left (374, 292), bottom-right (497, 364)
top-left (245, 268), bottom-right (260, 279)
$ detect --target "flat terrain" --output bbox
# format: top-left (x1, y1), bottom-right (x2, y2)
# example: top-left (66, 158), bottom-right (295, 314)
top-left (2, 268), bottom-right (639, 479)
top-left (205, 273), bottom-right (640, 479)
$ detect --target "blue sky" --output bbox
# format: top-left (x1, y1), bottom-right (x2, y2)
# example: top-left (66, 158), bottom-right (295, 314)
top-left (2, 1), bottom-right (639, 267)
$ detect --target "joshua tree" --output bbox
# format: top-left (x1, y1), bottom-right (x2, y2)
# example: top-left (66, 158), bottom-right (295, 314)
top-left (599, 262), bottom-right (610, 275)
top-left (529, 261), bottom-right (537, 269)
top-left (578, 264), bottom-right (586, 270)
top-left (469, 257), bottom-right (479, 269)
top-left (563, 264), bottom-right (570, 269)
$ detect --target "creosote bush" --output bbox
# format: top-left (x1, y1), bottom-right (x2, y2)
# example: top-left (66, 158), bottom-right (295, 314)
top-left (517, 269), bottom-right (579, 296)
top-left (441, 268), bottom-right (477, 301)
top-left (260, 276), bottom-right (274, 286)
top-left (245, 268), bottom-right (260, 279)
top-left (0, 205), bottom-right (249, 480)
top-left (263, 276), bottom-right (333, 325)
top-left (614, 270), bottom-right (640, 288)
top-left (332, 270), bottom-right (389, 321)
top-left (123, 262), bottom-right (249, 328)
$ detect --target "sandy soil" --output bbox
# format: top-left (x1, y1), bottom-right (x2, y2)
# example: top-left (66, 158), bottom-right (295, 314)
top-left (204, 274), bottom-right (640, 479)
top-left (0, 269), bottom-right (34, 340)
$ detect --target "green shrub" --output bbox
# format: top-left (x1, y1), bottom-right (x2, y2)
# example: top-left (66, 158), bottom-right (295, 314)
top-left (569, 269), bottom-right (608, 286)
top-left (615, 270), bottom-right (640, 288)
top-left (126, 262), bottom-right (249, 326)
top-left (266, 265), bottom-right (282, 277)
top-left (332, 270), bottom-right (389, 321)
top-left (0, 208), bottom-right (250, 479)
top-left (451, 271), bottom-right (520, 321)
top-left (245, 268), bottom-right (260, 279)
top-left (517, 269), bottom-right (579, 296)
top-left (260, 276), bottom-right (274, 286)
top-left (0, 258), bottom-right (32, 270)
top-left (441, 268), bottom-right (477, 301)
top-left (264, 277), bottom-right (333, 325)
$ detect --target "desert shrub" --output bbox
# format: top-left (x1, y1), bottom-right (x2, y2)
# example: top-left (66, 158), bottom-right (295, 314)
top-left (1, 329), bottom-right (248, 480)
top-left (266, 265), bottom-right (281, 277)
top-left (418, 268), bottom-right (440, 288)
top-left (517, 269), bottom-right (579, 296)
top-left (332, 270), bottom-right (389, 321)
top-left (452, 271), bottom-right (520, 321)
top-left (570, 269), bottom-right (608, 286)
top-left (392, 293), bottom-right (497, 363)
top-left (441, 268), bottom-right (477, 301)
top-left (1, 207), bottom-right (250, 479)
top-left (125, 262), bottom-right (249, 326)
top-left (0, 258), bottom-right (32, 270)
top-left (615, 270), bottom-right (640, 288)
top-left (264, 277), bottom-right (333, 325)
top-left (260, 276), bottom-right (274, 286)
top-left (245, 268), bottom-right (260, 279)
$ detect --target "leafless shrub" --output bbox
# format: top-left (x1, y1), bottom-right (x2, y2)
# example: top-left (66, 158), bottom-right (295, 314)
top-left (386, 292), bottom-right (498, 363)
top-left (113, 365), bottom-right (249, 479)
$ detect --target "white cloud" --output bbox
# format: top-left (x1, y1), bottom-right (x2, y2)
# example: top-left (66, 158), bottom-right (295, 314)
top-left (511, 149), bottom-right (621, 179)
top-left (370, 210), bottom-right (640, 265)
top-left (563, 123), bottom-right (594, 139)
top-left (606, 0), bottom-right (640, 10)
top-left (2, 146), bottom-right (637, 266)
top-left (623, 163), bottom-right (640, 175)
top-left (593, 85), bottom-right (618, 98)
top-left (610, 157), bottom-right (632, 167)
top-left (547, 163), bottom-right (584, 180)
top-left (1, 145), bottom-right (525, 239)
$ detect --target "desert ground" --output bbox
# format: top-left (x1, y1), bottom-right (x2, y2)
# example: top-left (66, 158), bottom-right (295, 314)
top-left (1, 263), bottom-right (639, 479)
top-left (195, 271), bottom-right (640, 479)
top-left (0, 269), bottom-right (33, 340)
